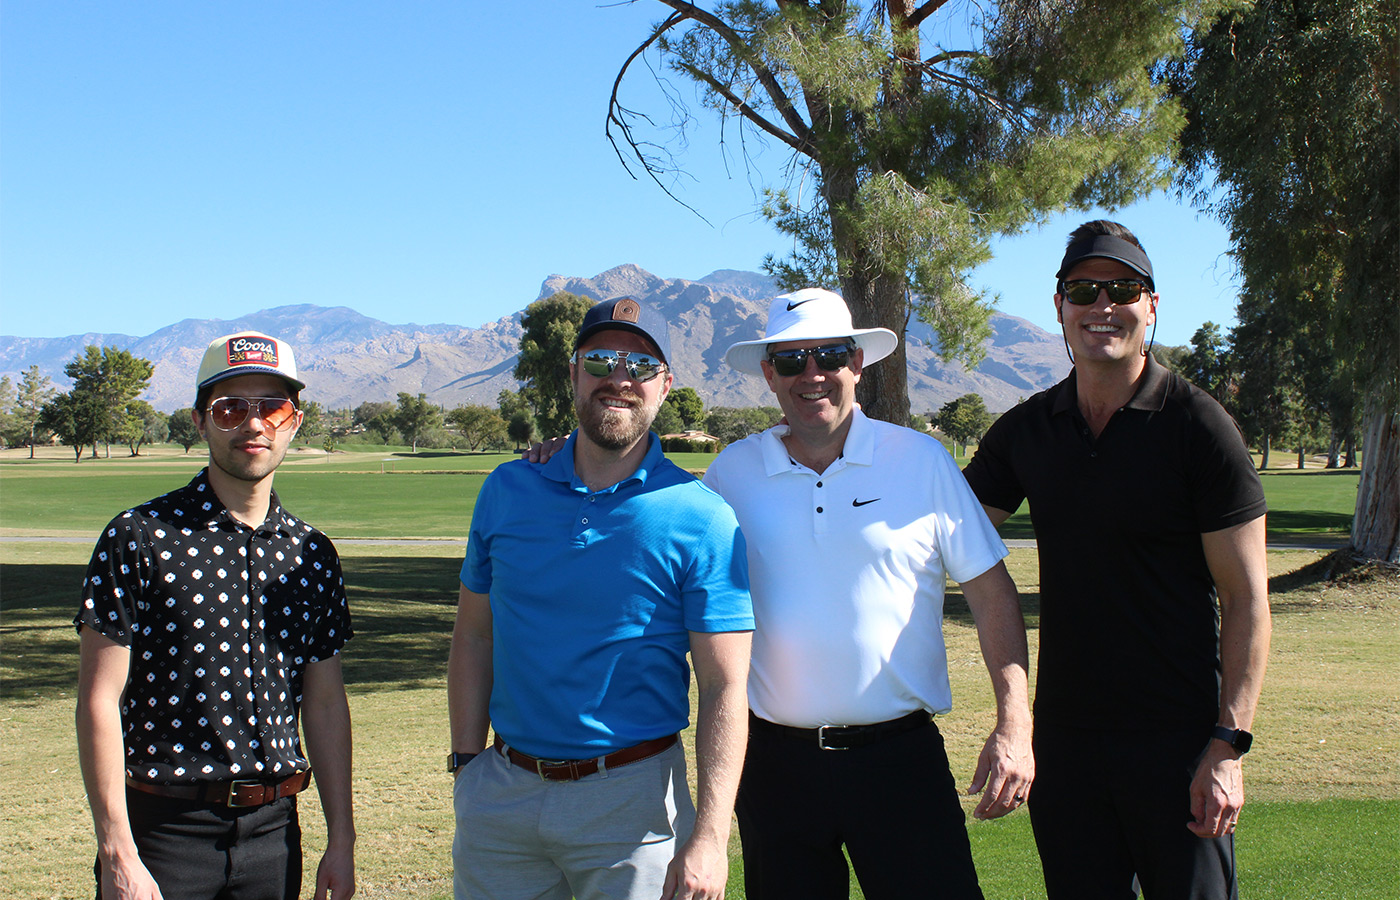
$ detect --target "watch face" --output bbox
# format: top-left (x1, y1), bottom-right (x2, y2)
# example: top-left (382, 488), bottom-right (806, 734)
top-left (1214, 726), bottom-right (1252, 754)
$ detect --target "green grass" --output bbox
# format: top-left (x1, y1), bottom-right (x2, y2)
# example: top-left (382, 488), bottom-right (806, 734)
top-left (1256, 469), bottom-right (1359, 536)
top-left (4, 538), bottom-right (1396, 898)
top-left (0, 445), bottom-right (1359, 544)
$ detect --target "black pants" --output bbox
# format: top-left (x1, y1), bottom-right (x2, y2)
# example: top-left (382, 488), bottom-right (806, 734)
top-left (94, 788), bottom-right (302, 900)
top-left (736, 715), bottom-right (984, 900)
top-left (1030, 722), bottom-right (1238, 900)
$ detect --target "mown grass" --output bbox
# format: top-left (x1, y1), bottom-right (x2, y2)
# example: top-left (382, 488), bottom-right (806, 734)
top-left (2, 447), bottom-right (1392, 898)
top-left (4, 538), bottom-right (1396, 898)
top-left (0, 444), bottom-right (1359, 544)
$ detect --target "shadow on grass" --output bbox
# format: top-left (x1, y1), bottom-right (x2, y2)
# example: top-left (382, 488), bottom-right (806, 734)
top-left (1266, 509), bottom-right (1353, 535)
top-left (0, 562), bottom-right (86, 701)
top-left (0, 557), bottom-right (465, 701)
top-left (391, 450), bottom-right (473, 459)
top-left (337, 555), bottom-right (460, 692)
top-left (944, 586), bottom-right (1042, 630)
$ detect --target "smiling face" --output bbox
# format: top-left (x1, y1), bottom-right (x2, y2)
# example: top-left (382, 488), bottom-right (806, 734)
top-left (761, 338), bottom-right (864, 449)
top-left (571, 329), bottom-right (672, 453)
top-left (194, 373), bottom-right (302, 488)
top-left (1055, 257), bottom-right (1158, 371)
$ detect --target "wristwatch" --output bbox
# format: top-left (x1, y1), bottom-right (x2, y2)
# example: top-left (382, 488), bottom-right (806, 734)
top-left (1211, 726), bottom-right (1253, 755)
top-left (448, 751), bottom-right (478, 774)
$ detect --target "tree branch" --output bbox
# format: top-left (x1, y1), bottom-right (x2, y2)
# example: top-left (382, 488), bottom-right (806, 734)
top-left (606, 11), bottom-right (712, 220)
top-left (907, 0), bottom-right (955, 29)
top-left (671, 60), bottom-right (810, 154)
top-left (655, 0), bottom-right (814, 146)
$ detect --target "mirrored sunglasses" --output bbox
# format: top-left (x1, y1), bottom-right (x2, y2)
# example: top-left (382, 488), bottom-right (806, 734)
top-left (207, 396), bottom-right (300, 431)
top-left (576, 349), bottom-right (667, 383)
top-left (766, 343), bottom-right (855, 377)
top-left (1060, 278), bottom-right (1150, 306)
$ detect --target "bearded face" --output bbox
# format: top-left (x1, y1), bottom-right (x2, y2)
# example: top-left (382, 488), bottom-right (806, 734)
top-left (571, 331), bottom-right (672, 454)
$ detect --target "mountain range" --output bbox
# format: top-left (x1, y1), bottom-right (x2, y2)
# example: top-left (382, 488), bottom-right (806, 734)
top-left (0, 265), bottom-right (1070, 415)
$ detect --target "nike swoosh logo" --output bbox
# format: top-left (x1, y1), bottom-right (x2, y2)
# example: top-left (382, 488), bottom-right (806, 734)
top-left (786, 299), bottom-right (816, 311)
top-left (852, 498), bottom-right (880, 507)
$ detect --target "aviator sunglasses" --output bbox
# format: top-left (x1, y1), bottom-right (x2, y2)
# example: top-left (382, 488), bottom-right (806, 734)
top-left (1059, 278), bottom-right (1151, 306)
top-left (766, 343), bottom-right (855, 377)
top-left (206, 396), bottom-right (300, 431)
top-left (575, 349), bottom-right (668, 383)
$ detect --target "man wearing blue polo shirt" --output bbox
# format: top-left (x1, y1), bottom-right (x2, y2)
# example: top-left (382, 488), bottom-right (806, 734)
top-left (447, 297), bottom-right (753, 900)
top-left (704, 289), bottom-right (1034, 900)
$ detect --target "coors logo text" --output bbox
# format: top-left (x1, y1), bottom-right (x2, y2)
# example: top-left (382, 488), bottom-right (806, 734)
top-left (226, 337), bottom-right (279, 367)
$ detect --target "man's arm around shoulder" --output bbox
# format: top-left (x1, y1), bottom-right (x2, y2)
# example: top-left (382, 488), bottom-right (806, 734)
top-left (663, 629), bottom-right (752, 900)
top-left (1190, 515), bottom-right (1270, 838)
top-left (302, 655), bottom-right (357, 899)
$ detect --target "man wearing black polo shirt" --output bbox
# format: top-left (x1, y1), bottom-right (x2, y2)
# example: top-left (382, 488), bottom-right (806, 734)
top-left (963, 220), bottom-right (1270, 899)
top-left (76, 331), bottom-right (355, 900)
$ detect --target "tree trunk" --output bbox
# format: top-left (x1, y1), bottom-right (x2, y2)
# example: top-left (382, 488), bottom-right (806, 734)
top-left (1326, 431), bottom-right (1341, 468)
top-left (1259, 433), bottom-right (1271, 470)
top-left (1345, 433), bottom-right (1357, 467)
top-left (844, 274), bottom-right (911, 427)
top-left (1296, 445), bottom-right (1305, 469)
top-left (1350, 403), bottom-right (1399, 562)
top-left (823, 158), bottom-right (912, 429)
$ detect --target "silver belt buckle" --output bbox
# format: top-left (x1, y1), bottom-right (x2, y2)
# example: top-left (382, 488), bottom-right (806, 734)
top-left (816, 725), bottom-right (848, 751)
top-left (535, 758), bottom-right (571, 781)
top-left (226, 779), bottom-right (265, 807)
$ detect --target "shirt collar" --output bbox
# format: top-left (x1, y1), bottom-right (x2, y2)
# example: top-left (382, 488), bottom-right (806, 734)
top-left (541, 429), bottom-right (663, 493)
top-left (758, 408), bottom-right (873, 475)
top-left (189, 468), bottom-right (292, 534)
top-left (1055, 354), bottom-right (1170, 417)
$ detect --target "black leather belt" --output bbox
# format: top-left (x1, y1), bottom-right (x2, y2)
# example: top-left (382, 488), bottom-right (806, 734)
top-left (750, 709), bottom-right (932, 750)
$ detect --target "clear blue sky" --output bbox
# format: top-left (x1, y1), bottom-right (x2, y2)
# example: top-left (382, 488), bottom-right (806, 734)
top-left (1, 1), bottom-right (1240, 348)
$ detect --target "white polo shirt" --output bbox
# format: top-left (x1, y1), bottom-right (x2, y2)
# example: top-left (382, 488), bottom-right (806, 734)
top-left (703, 410), bottom-right (1007, 728)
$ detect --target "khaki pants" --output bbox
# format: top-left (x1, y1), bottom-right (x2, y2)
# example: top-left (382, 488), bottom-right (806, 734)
top-left (452, 741), bottom-right (694, 900)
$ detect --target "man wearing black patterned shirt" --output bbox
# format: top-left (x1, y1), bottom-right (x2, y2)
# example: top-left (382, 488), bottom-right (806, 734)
top-left (76, 331), bottom-right (356, 900)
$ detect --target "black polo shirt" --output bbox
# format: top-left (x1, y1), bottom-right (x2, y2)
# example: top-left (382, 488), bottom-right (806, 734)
top-left (963, 355), bottom-right (1266, 730)
top-left (76, 469), bottom-right (352, 785)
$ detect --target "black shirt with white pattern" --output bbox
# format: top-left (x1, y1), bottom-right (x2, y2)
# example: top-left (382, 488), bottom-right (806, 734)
top-left (76, 469), bottom-right (352, 785)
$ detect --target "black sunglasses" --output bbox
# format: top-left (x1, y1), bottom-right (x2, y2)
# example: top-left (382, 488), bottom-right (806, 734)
top-left (207, 397), bottom-right (299, 432)
top-left (1059, 279), bottom-right (1151, 306)
top-left (766, 343), bottom-right (855, 377)
top-left (575, 349), bottom-right (667, 383)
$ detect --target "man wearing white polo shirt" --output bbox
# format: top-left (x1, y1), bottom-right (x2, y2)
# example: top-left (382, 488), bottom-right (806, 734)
top-left (703, 289), bottom-right (1033, 899)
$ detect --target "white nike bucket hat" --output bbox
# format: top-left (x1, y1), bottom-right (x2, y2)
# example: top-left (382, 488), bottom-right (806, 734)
top-left (723, 288), bottom-right (899, 377)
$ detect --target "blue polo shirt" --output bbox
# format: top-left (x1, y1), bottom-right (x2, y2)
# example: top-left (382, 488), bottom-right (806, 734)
top-left (461, 432), bottom-right (752, 759)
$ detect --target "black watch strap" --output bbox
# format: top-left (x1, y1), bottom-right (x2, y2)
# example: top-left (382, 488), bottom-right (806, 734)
top-left (448, 751), bottom-right (479, 773)
top-left (1211, 726), bottom-right (1253, 755)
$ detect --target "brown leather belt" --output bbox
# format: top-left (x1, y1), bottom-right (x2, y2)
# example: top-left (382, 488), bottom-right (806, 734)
top-left (494, 734), bottom-right (678, 781)
top-left (125, 769), bottom-right (312, 807)
top-left (750, 709), bottom-right (933, 750)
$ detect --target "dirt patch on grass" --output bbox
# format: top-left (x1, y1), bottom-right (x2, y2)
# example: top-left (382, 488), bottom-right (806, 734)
top-left (1270, 548), bottom-right (1400, 612)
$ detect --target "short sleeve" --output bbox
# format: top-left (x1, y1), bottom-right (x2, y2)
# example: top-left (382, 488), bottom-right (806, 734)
top-left (962, 409), bottom-right (1027, 516)
top-left (680, 496), bottom-right (753, 634)
top-left (74, 511), bottom-right (151, 645)
top-left (460, 472), bottom-right (501, 594)
top-left (304, 532), bottom-right (353, 662)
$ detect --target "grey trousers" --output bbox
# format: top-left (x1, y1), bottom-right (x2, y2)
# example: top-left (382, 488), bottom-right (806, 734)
top-left (453, 741), bottom-right (695, 900)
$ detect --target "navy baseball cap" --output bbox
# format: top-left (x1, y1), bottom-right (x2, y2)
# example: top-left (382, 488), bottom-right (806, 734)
top-left (574, 297), bottom-right (672, 364)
